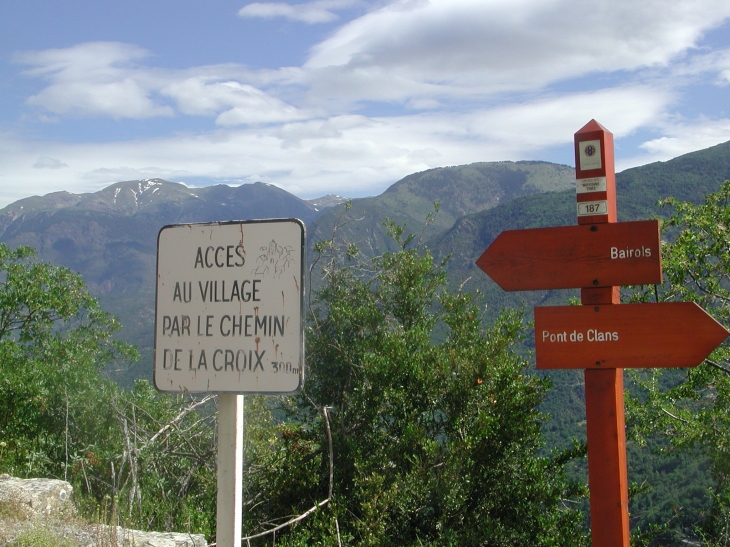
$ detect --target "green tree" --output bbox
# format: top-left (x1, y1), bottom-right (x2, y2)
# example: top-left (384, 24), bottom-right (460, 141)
top-left (0, 244), bottom-right (219, 538)
top-left (627, 180), bottom-right (730, 545)
top-left (243, 218), bottom-right (587, 546)
top-left (0, 244), bottom-right (136, 475)
top-left (87, 380), bottom-right (218, 535)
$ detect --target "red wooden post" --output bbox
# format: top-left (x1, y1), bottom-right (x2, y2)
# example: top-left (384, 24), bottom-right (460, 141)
top-left (476, 120), bottom-right (728, 544)
top-left (575, 119), bottom-right (617, 225)
top-left (576, 120), bottom-right (630, 546)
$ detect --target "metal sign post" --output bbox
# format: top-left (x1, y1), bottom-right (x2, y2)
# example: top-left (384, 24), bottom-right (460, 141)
top-left (154, 219), bottom-right (305, 547)
top-left (217, 393), bottom-right (243, 547)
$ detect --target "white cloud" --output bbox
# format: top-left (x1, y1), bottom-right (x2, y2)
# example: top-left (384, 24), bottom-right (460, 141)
top-left (17, 42), bottom-right (174, 119)
top-left (303, 0), bottom-right (730, 101)
top-left (82, 166), bottom-right (195, 183)
top-left (616, 118), bottom-right (730, 170)
top-left (33, 157), bottom-right (68, 169)
top-left (685, 48), bottom-right (730, 73)
top-left (238, 0), bottom-right (359, 24)
top-left (468, 87), bottom-right (673, 148)
top-left (161, 78), bottom-right (308, 125)
top-left (15, 2), bottom-right (730, 123)
top-left (673, 47), bottom-right (730, 85)
top-left (4, 0), bottom-right (730, 210)
top-left (14, 43), bottom-right (308, 124)
top-left (0, 84), bottom-right (682, 207)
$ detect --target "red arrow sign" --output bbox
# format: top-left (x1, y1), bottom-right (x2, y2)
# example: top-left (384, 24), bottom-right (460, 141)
top-left (535, 302), bottom-right (729, 370)
top-left (475, 220), bottom-right (662, 291)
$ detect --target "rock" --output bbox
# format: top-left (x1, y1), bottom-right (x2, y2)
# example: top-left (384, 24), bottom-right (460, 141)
top-left (0, 476), bottom-right (207, 546)
top-left (89, 526), bottom-right (207, 547)
top-left (0, 475), bottom-right (74, 519)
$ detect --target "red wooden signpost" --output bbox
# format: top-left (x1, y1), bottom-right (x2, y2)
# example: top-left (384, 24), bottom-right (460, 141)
top-left (535, 302), bottom-right (729, 370)
top-left (475, 220), bottom-right (661, 291)
top-left (476, 119), bottom-right (729, 547)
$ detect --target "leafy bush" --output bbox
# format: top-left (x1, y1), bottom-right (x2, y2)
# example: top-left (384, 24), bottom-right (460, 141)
top-left (0, 244), bottom-right (217, 537)
top-left (243, 217), bottom-right (588, 546)
top-left (627, 181), bottom-right (730, 545)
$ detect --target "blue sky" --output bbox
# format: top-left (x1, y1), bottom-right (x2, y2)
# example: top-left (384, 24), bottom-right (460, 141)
top-left (1, 0), bottom-right (730, 208)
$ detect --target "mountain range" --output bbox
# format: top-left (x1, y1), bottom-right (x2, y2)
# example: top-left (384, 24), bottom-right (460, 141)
top-left (2, 142), bottom-right (730, 385)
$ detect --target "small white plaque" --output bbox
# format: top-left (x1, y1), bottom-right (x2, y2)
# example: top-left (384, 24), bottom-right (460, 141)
top-left (577, 200), bottom-right (608, 216)
top-left (576, 176), bottom-right (607, 194)
top-left (578, 140), bottom-right (602, 171)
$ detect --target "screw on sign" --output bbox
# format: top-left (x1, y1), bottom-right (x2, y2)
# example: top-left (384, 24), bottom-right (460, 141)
top-left (475, 120), bottom-right (729, 547)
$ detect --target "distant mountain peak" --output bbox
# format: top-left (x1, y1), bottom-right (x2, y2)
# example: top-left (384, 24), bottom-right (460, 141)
top-left (305, 194), bottom-right (350, 211)
top-left (87, 179), bottom-right (196, 213)
top-left (0, 179), bottom-right (343, 243)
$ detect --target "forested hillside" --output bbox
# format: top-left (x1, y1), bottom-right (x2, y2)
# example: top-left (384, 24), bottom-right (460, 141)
top-left (309, 160), bottom-right (575, 256)
top-left (428, 139), bottom-right (730, 319)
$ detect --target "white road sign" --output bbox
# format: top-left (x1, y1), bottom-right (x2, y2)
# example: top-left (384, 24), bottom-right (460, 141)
top-left (154, 219), bottom-right (305, 394)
